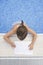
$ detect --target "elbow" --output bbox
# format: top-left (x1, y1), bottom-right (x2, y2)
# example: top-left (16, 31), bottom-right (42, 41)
top-left (35, 34), bottom-right (37, 39)
top-left (33, 33), bottom-right (37, 40)
top-left (3, 35), bottom-right (6, 40)
top-left (3, 35), bottom-right (8, 40)
top-left (34, 33), bottom-right (37, 39)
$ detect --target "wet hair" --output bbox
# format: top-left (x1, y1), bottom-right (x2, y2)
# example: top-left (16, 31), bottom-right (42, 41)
top-left (16, 20), bottom-right (28, 40)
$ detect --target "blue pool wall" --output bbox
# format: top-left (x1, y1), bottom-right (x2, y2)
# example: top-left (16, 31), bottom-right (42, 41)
top-left (0, 0), bottom-right (43, 33)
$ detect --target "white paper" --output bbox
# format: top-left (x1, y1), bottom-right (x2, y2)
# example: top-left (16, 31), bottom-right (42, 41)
top-left (13, 41), bottom-right (33, 55)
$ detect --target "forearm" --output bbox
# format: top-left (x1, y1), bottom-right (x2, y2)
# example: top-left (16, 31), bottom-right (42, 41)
top-left (3, 36), bottom-right (14, 46)
top-left (31, 35), bottom-right (37, 45)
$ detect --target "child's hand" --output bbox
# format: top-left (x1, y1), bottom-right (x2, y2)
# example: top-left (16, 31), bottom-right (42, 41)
top-left (11, 44), bottom-right (16, 48)
top-left (28, 44), bottom-right (34, 50)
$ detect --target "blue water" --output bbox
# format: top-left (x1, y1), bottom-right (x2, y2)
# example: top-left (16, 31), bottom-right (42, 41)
top-left (0, 0), bottom-right (43, 33)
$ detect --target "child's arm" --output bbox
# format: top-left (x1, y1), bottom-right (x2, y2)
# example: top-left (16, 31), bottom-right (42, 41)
top-left (3, 24), bottom-right (18, 48)
top-left (24, 24), bottom-right (37, 50)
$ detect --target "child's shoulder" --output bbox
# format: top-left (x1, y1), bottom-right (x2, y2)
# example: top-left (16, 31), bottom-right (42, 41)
top-left (12, 21), bottom-right (21, 29)
top-left (12, 23), bottom-right (20, 29)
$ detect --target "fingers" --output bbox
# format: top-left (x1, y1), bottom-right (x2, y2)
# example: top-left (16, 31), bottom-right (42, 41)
top-left (28, 44), bottom-right (33, 50)
top-left (11, 44), bottom-right (16, 48)
top-left (28, 44), bottom-right (31, 47)
top-left (29, 47), bottom-right (33, 50)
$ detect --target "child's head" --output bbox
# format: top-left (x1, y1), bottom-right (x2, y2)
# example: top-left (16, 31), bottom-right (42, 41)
top-left (16, 20), bottom-right (28, 40)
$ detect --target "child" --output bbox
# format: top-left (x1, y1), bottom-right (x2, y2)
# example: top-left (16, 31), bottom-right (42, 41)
top-left (3, 20), bottom-right (37, 50)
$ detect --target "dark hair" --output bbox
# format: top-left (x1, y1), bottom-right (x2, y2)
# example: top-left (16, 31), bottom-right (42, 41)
top-left (16, 20), bottom-right (28, 40)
